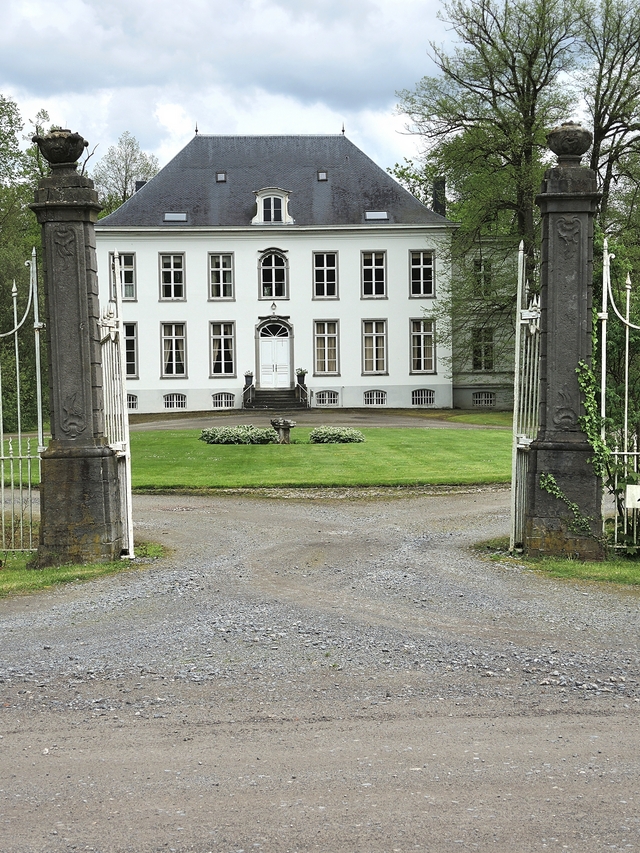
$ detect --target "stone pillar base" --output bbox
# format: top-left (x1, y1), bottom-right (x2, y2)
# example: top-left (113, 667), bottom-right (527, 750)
top-left (525, 440), bottom-right (604, 560)
top-left (36, 442), bottom-right (123, 566)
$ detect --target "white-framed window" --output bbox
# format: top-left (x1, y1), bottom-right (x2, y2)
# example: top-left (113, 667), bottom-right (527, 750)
top-left (260, 251), bottom-right (288, 299)
top-left (411, 319), bottom-right (435, 373)
top-left (472, 328), bottom-right (494, 371)
top-left (313, 253), bottom-right (338, 298)
top-left (473, 391), bottom-right (496, 408)
top-left (126, 393), bottom-right (138, 410)
top-left (110, 252), bottom-right (136, 300)
top-left (123, 322), bottom-right (138, 378)
top-left (160, 254), bottom-right (185, 299)
top-left (412, 388), bottom-right (435, 406)
top-left (362, 252), bottom-right (386, 298)
top-left (316, 390), bottom-right (339, 406)
top-left (473, 257), bottom-right (492, 297)
top-left (314, 321), bottom-right (339, 374)
top-left (362, 319), bottom-right (387, 374)
top-left (164, 393), bottom-right (187, 409)
top-left (252, 188), bottom-right (294, 225)
top-left (209, 253), bottom-right (234, 299)
top-left (364, 389), bottom-right (387, 406)
top-left (410, 251), bottom-right (434, 297)
top-left (212, 392), bottom-right (235, 409)
top-left (162, 323), bottom-right (186, 376)
top-left (210, 322), bottom-right (235, 376)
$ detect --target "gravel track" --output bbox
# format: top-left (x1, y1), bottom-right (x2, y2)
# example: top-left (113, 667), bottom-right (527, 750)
top-left (1, 487), bottom-right (639, 853)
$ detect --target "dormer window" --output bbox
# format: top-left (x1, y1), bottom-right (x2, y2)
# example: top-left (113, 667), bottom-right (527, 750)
top-left (264, 196), bottom-right (282, 222)
top-left (252, 188), bottom-right (294, 225)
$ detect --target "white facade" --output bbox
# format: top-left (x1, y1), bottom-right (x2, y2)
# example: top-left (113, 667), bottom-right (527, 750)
top-left (94, 135), bottom-right (455, 413)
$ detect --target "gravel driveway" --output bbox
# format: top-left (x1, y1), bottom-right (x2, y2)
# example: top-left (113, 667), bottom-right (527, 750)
top-left (1, 486), bottom-right (639, 852)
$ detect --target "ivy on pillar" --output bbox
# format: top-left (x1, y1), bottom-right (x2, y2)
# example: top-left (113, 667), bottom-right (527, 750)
top-left (524, 122), bottom-right (604, 559)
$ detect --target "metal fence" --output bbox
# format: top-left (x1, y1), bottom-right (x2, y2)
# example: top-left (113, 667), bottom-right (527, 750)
top-left (0, 249), bottom-right (45, 551)
top-left (101, 251), bottom-right (134, 558)
top-left (599, 239), bottom-right (640, 550)
top-left (510, 242), bottom-right (540, 551)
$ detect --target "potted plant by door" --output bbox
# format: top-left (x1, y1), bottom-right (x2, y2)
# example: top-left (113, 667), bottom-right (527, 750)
top-left (296, 368), bottom-right (307, 386)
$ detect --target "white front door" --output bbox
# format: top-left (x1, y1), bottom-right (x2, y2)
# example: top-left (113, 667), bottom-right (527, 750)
top-left (260, 336), bottom-right (290, 388)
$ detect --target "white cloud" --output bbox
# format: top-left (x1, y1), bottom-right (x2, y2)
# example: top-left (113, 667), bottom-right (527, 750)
top-left (0, 0), bottom-right (448, 170)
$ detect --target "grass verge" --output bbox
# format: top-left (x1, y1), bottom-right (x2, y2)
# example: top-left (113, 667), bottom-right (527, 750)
top-left (131, 427), bottom-right (511, 489)
top-left (476, 537), bottom-right (640, 586)
top-left (0, 541), bottom-right (164, 598)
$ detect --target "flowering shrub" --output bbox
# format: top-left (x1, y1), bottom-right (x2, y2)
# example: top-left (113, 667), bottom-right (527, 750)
top-left (199, 425), bottom-right (278, 445)
top-left (309, 426), bottom-right (365, 444)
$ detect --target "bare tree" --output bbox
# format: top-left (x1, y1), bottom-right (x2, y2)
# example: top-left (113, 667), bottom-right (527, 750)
top-left (91, 132), bottom-right (159, 215)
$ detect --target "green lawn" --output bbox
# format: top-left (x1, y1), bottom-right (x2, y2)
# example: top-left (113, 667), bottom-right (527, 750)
top-left (0, 542), bottom-right (164, 598)
top-left (478, 537), bottom-right (640, 585)
top-left (130, 427), bottom-right (512, 489)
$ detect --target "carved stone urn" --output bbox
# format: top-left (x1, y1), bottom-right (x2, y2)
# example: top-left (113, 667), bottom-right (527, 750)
top-left (546, 122), bottom-right (592, 164)
top-left (32, 128), bottom-right (88, 168)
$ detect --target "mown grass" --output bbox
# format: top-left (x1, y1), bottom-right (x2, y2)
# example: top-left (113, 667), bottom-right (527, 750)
top-left (130, 427), bottom-right (512, 489)
top-left (477, 537), bottom-right (640, 586)
top-left (0, 542), bottom-right (164, 598)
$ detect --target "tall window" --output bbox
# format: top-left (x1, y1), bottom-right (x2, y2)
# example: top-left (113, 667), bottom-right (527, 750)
top-left (362, 320), bottom-right (387, 373)
top-left (314, 321), bottom-right (339, 374)
top-left (362, 252), bottom-right (386, 297)
top-left (162, 323), bottom-right (186, 376)
top-left (123, 323), bottom-right (138, 377)
top-left (210, 322), bottom-right (235, 375)
top-left (209, 254), bottom-right (234, 299)
top-left (473, 258), bottom-right (492, 297)
top-left (411, 319), bottom-right (435, 373)
top-left (110, 252), bottom-right (136, 300)
top-left (314, 253), bottom-right (337, 298)
top-left (160, 254), bottom-right (185, 299)
top-left (410, 251), bottom-right (434, 297)
top-left (260, 252), bottom-right (288, 298)
top-left (472, 328), bottom-right (494, 371)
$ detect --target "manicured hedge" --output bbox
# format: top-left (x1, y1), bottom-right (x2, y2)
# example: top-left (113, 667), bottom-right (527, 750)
top-left (199, 425), bottom-right (278, 445)
top-left (309, 426), bottom-right (365, 444)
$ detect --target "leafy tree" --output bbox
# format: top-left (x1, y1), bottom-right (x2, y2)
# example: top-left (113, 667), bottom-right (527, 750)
top-left (397, 0), bottom-right (578, 277)
top-left (0, 96), bottom-right (47, 430)
top-left (91, 131), bottom-right (159, 216)
top-left (579, 0), bottom-right (640, 230)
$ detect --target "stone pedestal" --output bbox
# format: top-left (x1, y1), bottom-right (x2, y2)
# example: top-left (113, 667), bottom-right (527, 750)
top-left (524, 123), bottom-right (603, 559)
top-left (30, 130), bottom-right (122, 565)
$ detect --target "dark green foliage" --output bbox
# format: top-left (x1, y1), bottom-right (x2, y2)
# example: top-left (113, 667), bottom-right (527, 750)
top-left (199, 425), bottom-right (278, 445)
top-left (308, 427), bottom-right (366, 444)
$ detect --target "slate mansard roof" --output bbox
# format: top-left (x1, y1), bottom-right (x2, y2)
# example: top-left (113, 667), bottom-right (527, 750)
top-left (98, 135), bottom-right (449, 228)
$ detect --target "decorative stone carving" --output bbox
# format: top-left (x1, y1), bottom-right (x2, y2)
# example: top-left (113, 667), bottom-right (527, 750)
top-left (556, 217), bottom-right (581, 259)
top-left (546, 122), bottom-right (592, 159)
top-left (32, 129), bottom-right (88, 166)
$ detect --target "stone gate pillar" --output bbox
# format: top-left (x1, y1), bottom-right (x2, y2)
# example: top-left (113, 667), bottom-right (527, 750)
top-left (524, 122), bottom-right (603, 559)
top-left (30, 129), bottom-right (122, 565)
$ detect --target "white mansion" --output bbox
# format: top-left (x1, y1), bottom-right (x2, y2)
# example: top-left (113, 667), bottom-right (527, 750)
top-left (95, 134), bottom-right (457, 413)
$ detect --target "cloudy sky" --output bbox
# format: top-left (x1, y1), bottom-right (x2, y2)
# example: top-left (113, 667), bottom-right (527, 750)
top-left (0, 0), bottom-right (450, 174)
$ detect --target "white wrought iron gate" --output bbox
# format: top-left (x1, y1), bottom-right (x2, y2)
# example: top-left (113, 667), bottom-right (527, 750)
top-left (0, 248), bottom-right (45, 550)
top-left (510, 242), bottom-right (541, 551)
top-left (599, 239), bottom-right (640, 550)
top-left (101, 251), bottom-right (134, 558)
